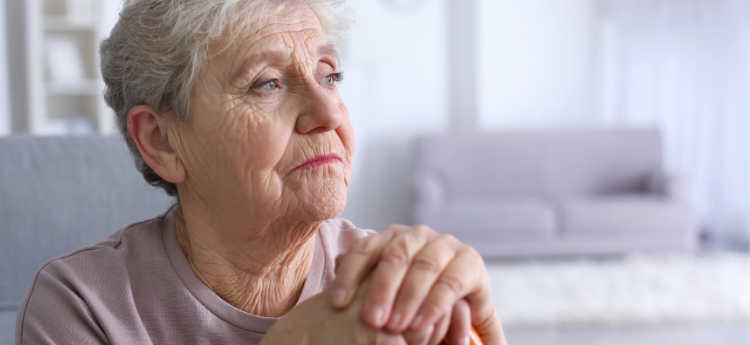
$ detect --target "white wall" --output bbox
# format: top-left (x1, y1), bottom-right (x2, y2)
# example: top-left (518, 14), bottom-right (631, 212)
top-left (477, 0), bottom-right (597, 129)
top-left (0, 0), bottom-right (10, 135)
top-left (337, 0), bottom-right (448, 230)
top-left (338, 0), bottom-right (604, 229)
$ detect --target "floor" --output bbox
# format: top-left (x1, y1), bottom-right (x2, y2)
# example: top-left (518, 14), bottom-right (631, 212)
top-left (5, 308), bottom-right (748, 344)
top-left (503, 323), bottom-right (750, 345)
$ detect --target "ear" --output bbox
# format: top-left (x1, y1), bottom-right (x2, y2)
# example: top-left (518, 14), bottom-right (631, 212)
top-left (127, 105), bottom-right (186, 184)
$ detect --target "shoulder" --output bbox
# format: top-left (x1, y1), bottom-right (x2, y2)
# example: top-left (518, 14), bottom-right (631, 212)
top-left (16, 213), bottom-right (169, 344)
top-left (28, 213), bottom-right (167, 283)
top-left (317, 218), bottom-right (376, 257)
top-left (320, 218), bottom-right (376, 246)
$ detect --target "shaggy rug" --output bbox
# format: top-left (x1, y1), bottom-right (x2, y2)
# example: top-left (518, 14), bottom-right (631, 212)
top-left (487, 252), bottom-right (750, 328)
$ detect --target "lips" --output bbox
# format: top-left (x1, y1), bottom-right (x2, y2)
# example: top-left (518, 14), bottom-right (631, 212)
top-left (291, 154), bottom-right (342, 172)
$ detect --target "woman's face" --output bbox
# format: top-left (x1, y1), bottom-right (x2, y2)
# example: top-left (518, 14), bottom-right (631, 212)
top-left (171, 5), bottom-right (354, 226)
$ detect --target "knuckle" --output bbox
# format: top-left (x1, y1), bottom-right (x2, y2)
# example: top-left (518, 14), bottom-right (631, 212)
top-left (438, 233), bottom-right (456, 242)
top-left (350, 235), bottom-right (379, 255)
top-left (382, 226), bottom-right (397, 236)
top-left (410, 256), bottom-right (442, 275)
top-left (435, 233), bottom-right (458, 248)
top-left (381, 243), bottom-right (410, 269)
top-left (421, 299), bottom-right (449, 320)
top-left (452, 238), bottom-right (480, 258)
top-left (437, 274), bottom-right (465, 297)
top-left (386, 224), bottom-right (409, 235)
top-left (414, 225), bottom-right (434, 236)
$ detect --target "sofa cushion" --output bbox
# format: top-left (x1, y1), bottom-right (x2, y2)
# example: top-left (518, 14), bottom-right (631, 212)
top-left (414, 133), bottom-right (545, 199)
top-left (544, 129), bottom-right (663, 197)
top-left (560, 197), bottom-right (698, 239)
top-left (417, 199), bottom-right (557, 241)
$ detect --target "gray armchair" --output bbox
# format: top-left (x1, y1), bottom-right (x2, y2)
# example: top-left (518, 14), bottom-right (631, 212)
top-left (0, 136), bottom-right (172, 344)
top-left (413, 128), bottom-right (698, 258)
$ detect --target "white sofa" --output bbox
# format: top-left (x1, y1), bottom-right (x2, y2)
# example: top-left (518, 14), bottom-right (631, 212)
top-left (413, 128), bottom-right (699, 258)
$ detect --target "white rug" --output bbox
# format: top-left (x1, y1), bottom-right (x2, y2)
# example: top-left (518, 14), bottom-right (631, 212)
top-left (487, 252), bottom-right (750, 328)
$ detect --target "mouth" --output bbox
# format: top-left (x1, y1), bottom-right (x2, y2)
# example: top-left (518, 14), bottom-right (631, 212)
top-left (291, 154), bottom-right (342, 172)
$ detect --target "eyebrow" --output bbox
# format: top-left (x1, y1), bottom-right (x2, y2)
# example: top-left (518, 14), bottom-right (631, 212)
top-left (230, 49), bottom-right (287, 85)
top-left (230, 43), bottom-right (341, 86)
top-left (318, 43), bottom-right (340, 66)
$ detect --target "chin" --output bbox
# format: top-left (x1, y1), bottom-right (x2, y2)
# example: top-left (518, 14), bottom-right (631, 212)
top-left (299, 181), bottom-right (348, 221)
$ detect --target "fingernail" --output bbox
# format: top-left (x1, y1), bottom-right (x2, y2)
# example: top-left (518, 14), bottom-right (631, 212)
top-left (411, 314), bottom-right (424, 330)
top-left (388, 311), bottom-right (402, 329)
top-left (368, 306), bottom-right (384, 326)
top-left (459, 335), bottom-right (470, 345)
top-left (332, 288), bottom-right (347, 305)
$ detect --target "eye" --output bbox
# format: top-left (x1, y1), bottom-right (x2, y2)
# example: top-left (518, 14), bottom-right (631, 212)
top-left (320, 72), bottom-right (344, 87)
top-left (321, 76), bottom-right (334, 86)
top-left (257, 79), bottom-right (279, 91)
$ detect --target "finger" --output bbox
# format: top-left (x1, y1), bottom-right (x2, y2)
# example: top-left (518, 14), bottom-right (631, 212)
top-left (386, 234), bottom-right (458, 332)
top-left (461, 262), bottom-right (505, 344)
top-left (401, 323), bottom-right (434, 345)
top-left (429, 311), bottom-right (451, 345)
top-left (363, 227), bottom-right (436, 328)
top-left (447, 300), bottom-right (470, 345)
top-left (329, 228), bottom-right (399, 309)
top-left (469, 303), bottom-right (506, 345)
top-left (410, 247), bottom-right (484, 332)
top-left (375, 331), bottom-right (409, 345)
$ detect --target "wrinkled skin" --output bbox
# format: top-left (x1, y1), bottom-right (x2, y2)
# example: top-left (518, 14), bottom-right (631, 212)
top-left (127, 3), bottom-right (504, 344)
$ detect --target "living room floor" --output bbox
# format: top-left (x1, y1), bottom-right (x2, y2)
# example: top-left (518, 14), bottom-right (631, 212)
top-left (504, 324), bottom-right (750, 345)
top-left (485, 250), bottom-right (749, 344)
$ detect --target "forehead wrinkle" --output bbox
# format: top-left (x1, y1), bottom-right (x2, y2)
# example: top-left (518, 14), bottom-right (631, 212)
top-left (228, 26), bottom-right (323, 86)
top-left (227, 35), bottom-right (291, 86)
top-left (221, 6), bottom-right (330, 90)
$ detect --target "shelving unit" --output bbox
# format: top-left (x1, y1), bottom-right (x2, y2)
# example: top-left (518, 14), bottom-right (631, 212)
top-left (0, 0), bottom-right (10, 135)
top-left (26, 0), bottom-right (115, 135)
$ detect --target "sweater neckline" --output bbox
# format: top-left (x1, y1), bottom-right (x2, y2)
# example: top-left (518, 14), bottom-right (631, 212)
top-left (160, 207), bottom-right (326, 333)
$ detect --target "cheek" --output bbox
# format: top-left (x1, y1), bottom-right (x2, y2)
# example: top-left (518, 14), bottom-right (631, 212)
top-left (221, 101), bottom-right (295, 172)
top-left (338, 106), bottom-right (356, 163)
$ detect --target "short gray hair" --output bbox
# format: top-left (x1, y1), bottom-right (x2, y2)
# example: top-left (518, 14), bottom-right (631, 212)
top-left (101, 0), bottom-right (351, 197)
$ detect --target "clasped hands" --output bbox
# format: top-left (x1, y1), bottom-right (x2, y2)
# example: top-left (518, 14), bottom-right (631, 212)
top-left (263, 225), bottom-right (506, 345)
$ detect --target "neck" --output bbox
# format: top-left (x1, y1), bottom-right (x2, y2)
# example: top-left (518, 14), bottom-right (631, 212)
top-left (174, 205), bottom-right (318, 317)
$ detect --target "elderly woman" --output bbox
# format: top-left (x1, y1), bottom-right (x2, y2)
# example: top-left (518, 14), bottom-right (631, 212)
top-left (16, 1), bottom-right (505, 344)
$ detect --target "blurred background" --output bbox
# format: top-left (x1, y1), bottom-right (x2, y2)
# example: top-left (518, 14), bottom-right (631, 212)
top-left (0, 0), bottom-right (748, 344)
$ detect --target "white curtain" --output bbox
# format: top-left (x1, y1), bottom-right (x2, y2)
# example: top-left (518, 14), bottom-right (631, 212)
top-left (600, 0), bottom-right (750, 246)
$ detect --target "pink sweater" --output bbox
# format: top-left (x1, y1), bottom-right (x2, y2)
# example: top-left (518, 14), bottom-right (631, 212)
top-left (16, 207), bottom-right (374, 344)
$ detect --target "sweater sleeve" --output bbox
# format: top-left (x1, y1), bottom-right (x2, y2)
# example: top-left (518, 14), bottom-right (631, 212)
top-left (16, 260), bottom-right (109, 345)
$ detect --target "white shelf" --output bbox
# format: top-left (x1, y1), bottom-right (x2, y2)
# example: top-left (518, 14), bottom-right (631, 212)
top-left (26, 0), bottom-right (112, 135)
top-left (0, 0), bottom-right (10, 135)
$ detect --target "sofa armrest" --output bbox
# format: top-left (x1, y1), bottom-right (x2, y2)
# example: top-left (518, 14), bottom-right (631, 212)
top-left (414, 171), bottom-right (445, 211)
top-left (646, 170), bottom-right (690, 202)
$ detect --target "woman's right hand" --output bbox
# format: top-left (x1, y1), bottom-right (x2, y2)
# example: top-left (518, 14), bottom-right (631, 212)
top-left (261, 276), bottom-right (455, 345)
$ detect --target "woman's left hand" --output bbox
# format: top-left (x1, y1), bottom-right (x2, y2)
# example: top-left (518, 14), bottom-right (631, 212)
top-left (330, 225), bottom-right (505, 345)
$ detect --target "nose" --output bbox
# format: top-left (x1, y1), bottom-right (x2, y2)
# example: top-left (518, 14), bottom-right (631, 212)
top-left (294, 82), bottom-right (343, 134)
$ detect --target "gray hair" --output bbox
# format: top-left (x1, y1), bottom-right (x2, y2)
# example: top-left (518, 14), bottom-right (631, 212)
top-left (100, 0), bottom-right (351, 197)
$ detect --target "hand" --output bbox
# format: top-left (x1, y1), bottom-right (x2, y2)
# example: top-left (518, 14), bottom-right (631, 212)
top-left (261, 275), bottom-right (453, 345)
top-left (329, 225), bottom-right (506, 345)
